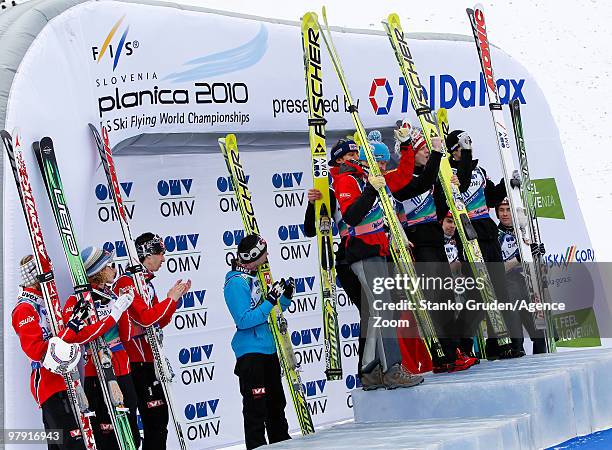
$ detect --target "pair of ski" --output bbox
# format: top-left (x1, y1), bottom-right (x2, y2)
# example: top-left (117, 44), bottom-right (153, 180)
top-left (3, 131), bottom-right (135, 450)
top-left (4, 127), bottom-right (187, 449)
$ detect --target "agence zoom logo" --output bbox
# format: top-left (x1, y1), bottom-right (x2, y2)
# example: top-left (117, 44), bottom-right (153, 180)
top-left (91, 15), bottom-right (139, 71)
top-left (216, 175), bottom-right (250, 213)
top-left (174, 289), bottom-right (208, 332)
top-left (177, 343), bottom-right (214, 387)
top-left (157, 178), bottom-right (195, 217)
top-left (278, 224), bottom-right (311, 260)
top-left (368, 73), bottom-right (525, 115)
top-left (104, 234), bottom-right (200, 273)
top-left (95, 182), bottom-right (134, 223)
top-left (271, 172), bottom-right (305, 209)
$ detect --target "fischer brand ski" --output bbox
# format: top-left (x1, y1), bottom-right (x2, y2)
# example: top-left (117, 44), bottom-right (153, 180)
top-left (2, 130), bottom-right (98, 450)
top-left (301, 12), bottom-right (342, 381)
top-left (34, 137), bottom-right (136, 450)
top-left (218, 134), bottom-right (315, 435)
top-left (319, 7), bottom-right (445, 360)
top-left (88, 123), bottom-right (188, 449)
top-left (466, 4), bottom-right (552, 346)
top-left (509, 100), bottom-right (556, 352)
top-left (382, 13), bottom-right (511, 348)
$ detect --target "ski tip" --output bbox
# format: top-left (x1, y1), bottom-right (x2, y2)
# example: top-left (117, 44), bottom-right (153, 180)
top-left (321, 5), bottom-right (330, 27)
top-left (466, 7), bottom-right (474, 16)
top-left (225, 133), bottom-right (237, 148)
top-left (387, 12), bottom-right (400, 25)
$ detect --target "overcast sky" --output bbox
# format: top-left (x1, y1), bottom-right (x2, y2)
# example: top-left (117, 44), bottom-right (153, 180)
top-left (172, 0), bottom-right (612, 259)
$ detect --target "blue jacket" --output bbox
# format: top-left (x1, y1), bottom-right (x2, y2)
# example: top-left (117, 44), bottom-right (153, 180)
top-left (223, 269), bottom-right (291, 359)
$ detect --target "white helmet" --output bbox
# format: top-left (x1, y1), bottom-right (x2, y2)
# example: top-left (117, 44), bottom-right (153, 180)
top-left (42, 337), bottom-right (81, 374)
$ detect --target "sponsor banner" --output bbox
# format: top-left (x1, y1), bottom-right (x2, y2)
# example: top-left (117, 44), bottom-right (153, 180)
top-left (555, 307), bottom-right (602, 348)
top-left (1, 1), bottom-right (605, 449)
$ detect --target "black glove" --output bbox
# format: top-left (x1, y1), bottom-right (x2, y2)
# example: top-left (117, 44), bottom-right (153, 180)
top-left (66, 297), bottom-right (90, 332)
top-left (281, 277), bottom-right (295, 300)
top-left (267, 281), bottom-right (284, 306)
top-left (531, 242), bottom-right (546, 258)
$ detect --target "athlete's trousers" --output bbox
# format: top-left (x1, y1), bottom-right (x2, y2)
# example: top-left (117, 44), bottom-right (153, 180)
top-left (234, 353), bottom-right (291, 450)
top-left (351, 256), bottom-right (403, 374)
top-left (130, 362), bottom-right (169, 450)
top-left (84, 373), bottom-right (141, 450)
top-left (41, 390), bottom-right (85, 450)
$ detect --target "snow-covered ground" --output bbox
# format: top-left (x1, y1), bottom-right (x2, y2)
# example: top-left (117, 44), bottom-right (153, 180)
top-left (176, 0), bottom-right (612, 261)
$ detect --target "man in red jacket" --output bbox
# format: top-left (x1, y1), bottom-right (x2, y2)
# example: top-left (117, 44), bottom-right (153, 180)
top-left (12, 254), bottom-right (130, 450)
top-left (333, 129), bottom-right (424, 390)
top-left (113, 232), bottom-right (190, 450)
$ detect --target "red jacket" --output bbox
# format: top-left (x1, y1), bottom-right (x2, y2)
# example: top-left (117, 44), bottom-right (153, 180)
top-left (63, 288), bottom-right (131, 377)
top-left (12, 287), bottom-right (115, 406)
top-left (333, 144), bottom-right (415, 262)
top-left (113, 271), bottom-right (177, 364)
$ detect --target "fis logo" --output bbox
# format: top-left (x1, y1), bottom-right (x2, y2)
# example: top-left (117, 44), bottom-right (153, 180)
top-left (91, 15), bottom-right (139, 71)
top-left (216, 175), bottom-right (250, 213)
top-left (368, 74), bottom-right (526, 115)
top-left (340, 322), bottom-right (361, 359)
top-left (157, 178), bottom-right (195, 217)
top-left (546, 246), bottom-right (595, 268)
top-left (278, 224), bottom-right (311, 261)
top-left (95, 182), bottom-right (134, 223)
top-left (164, 234), bottom-right (201, 274)
top-left (184, 399), bottom-right (221, 438)
top-left (303, 379), bottom-right (328, 416)
top-left (287, 276), bottom-right (317, 314)
top-left (174, 290), bottom-right (207, 332)
top-left (178, 343), bottom-right (214, 386)
top-left (271, 172), bottom-right (305, 209)
top-left (222, 229), bottom-right (245, 266)
top-left (291, 327), bottom-right (324, 366)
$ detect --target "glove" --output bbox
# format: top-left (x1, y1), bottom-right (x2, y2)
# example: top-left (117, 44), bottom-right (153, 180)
top-left (66, 297), bottom-right (90, 332)
top-left (393, 119), bottom-right (412, 143)
top-left (431, 136), bottom-right (442, 152)
top-left (267, 281), bottom-right (284, 306)
top-left (110, 289), bottom-right (135, 322)
top-left (43, 336), bottom-right (81, 374)
top-left (368, 174), bottom-right (386, 191)
top-left (280, 277), bottom-right (295, 300)
top-left (457, 131), bottom-right (472, 151)
top-left (531, 242), bottom-right (546, 257)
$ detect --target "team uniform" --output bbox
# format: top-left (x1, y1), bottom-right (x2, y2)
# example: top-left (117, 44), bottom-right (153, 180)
top-left (113, 269), bottom-right (178, 450)
top-left (498, 223), bottom-right (546, 354)
top-left (12, 286), bottom-right (116, 450)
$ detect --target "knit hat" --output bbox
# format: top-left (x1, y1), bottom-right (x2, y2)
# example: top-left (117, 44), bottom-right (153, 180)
top-left (135, 233), bottom-right (166, 261)
top-left (329, 139), bottom-right (358, 166)
top-left (445, 129), bottom-right (466, 153)
top-left (495, 197), bottom-right (510, 214)
top-left (19, 256), bottom-right (38, 287)
top-left (359, 130), bottom-right (390, 162)
top-left (81, 246), bottom-right (114, 277)
top-left (237, 234), bottom-right (267, 264)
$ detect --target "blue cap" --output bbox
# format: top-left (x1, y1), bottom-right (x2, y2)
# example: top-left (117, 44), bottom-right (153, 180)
top-left (329, 139), bottom-right (358, 166)
top-left (359, 130), bottom-right (390, 162)
top-left (81, 246), bottom-right (114, 277)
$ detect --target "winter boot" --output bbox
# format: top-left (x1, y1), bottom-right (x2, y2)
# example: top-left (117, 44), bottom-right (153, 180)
top-left (361, 365), bottom-right (384, 391)
top-left (383, 363), bottom-right (424, 389)
top-left (451, 349), bottom-right (479, 372)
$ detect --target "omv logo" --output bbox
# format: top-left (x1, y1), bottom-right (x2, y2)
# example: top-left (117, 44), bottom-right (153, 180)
top-left (91, 15), bottom-right (138, 71)
top-left (164, 25), bottom-right (268, 83)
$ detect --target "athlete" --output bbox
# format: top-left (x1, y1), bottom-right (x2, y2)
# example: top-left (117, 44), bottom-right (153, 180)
top-left (393, 121), bottom-right (477, 372)
top-left (12, 254), bottom-right (129, 450)
top-left (444, 129), bottom-right (521, 359)
top-left (496, 198), bottom-right (546, 354)
top-left (113, 232), bottom-right (191, 450)
top-left (303, 138), bottom-right (364, 369)
top-left (333, 129), bottom-right (424, 389)
top-left (223, 233), bottom-right (293, 450)
top-left (63, 247), bottom-right (140, 449)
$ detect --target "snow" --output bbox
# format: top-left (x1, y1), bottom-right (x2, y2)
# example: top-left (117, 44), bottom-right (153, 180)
top-left (175, 0), bottom-right (612, 261)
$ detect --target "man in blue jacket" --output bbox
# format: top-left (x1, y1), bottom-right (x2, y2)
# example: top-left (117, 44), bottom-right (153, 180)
top-left (224, 233), bottom-right (294, 450)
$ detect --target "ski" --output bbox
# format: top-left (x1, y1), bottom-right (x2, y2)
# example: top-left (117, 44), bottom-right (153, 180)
top-left (88, 123), bottom-right (188, 448)
top-left (33, 137), bottom-right (136, 450)
top-left (466, 5), bottom-right (550, 345)
top-left (218, 134), bottom-right (315, 435)
top-left (319, 7), bottom-right (445, 360)
top-left (2, 130), bottom-right (98, 450)
top-left (381, 13), bottom-right (511, 347)
top-left (301, 12), bottom-right (342, 381)
top-left (509, 100), bottom-right (557, 352)
top-left (436, 109), bottom-right (489, 357)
